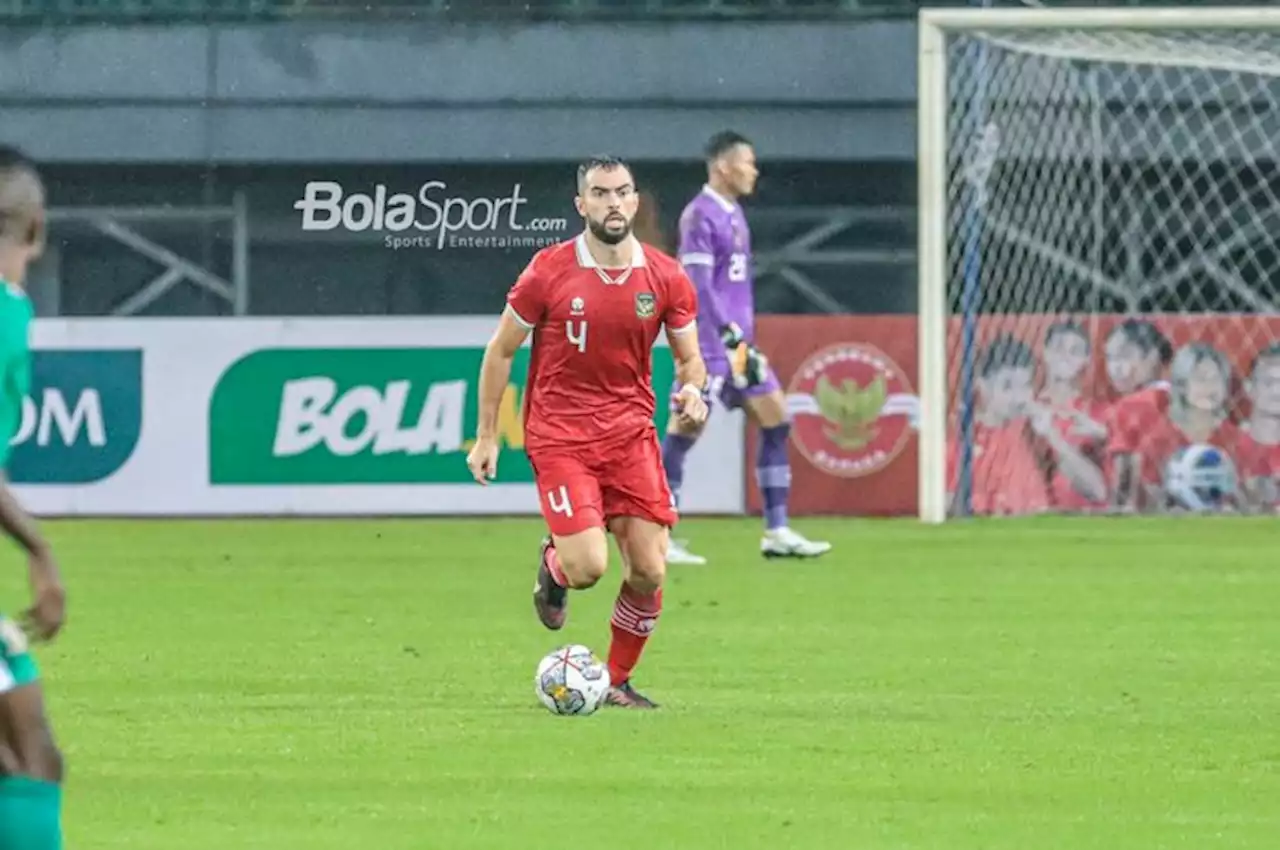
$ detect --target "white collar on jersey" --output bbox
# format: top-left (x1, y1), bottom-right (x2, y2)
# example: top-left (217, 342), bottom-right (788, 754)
top-left (574, 234), bottom-right (646, 286)
top-left (701, 183), bottom-right (737, 213)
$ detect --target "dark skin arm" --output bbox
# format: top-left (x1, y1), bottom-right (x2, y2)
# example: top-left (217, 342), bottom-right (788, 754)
top-left (0, 475), bottom-right (64, 640)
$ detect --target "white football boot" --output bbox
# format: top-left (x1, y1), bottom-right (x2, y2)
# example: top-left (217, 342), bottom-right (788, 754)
top-left (761, 527), bottom-right (832, 559)
top-left (666, 538), bottom-right (708, 566)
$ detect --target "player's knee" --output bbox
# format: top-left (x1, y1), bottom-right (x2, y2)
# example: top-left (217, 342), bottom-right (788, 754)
top-left (559, 545), bottom-right (608, 589)
top-left (751, 390), bottom-right (790, 430)
top-left (626, 547), bottom-right (666, 595)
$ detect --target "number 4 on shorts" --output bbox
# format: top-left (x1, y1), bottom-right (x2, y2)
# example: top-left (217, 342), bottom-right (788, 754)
top-left (547, 485), bottom-right (574, 517)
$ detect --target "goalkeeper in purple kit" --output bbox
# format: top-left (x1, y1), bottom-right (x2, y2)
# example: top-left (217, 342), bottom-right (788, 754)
top-left (661, 131), bottom-right (831, 563)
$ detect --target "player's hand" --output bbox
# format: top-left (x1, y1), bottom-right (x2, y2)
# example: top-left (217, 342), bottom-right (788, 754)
top-left (23, 548), bottom-right (65, 643)
top-left (466, 436), bottom-right (500, 485)
top-left (675, 384), bottom-right (709, 428)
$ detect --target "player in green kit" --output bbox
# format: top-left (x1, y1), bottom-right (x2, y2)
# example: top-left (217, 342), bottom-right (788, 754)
top-left (0, 145), bottom-right (69, 850)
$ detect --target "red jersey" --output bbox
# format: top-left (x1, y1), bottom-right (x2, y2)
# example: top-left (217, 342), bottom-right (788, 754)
top-left (1235, 427), bottom-right (1280, 507)
top-left (1106, 385), bottom-right (1240, 497)
top-left (946, 419), bottom-right (1050, 516)
top-left (506, 235), bottom-right (698, 453)
top-left (1041, 395), bottom-right (1109, 510)
top-left (1104, 381), bottom-right (1170, 432)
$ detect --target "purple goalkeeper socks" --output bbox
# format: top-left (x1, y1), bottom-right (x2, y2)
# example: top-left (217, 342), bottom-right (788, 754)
top-left (661, 433), bottom-right (697, 509)
top-left (758, 424), bottom-right (792, 531)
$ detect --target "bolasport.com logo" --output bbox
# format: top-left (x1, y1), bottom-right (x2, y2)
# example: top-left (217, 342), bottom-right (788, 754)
top-left (293, 181), bottom-right (570, 251)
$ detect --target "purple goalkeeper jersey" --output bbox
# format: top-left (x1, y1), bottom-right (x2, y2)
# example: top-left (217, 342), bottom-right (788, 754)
top-left (677, 185), bottom-right (754, 363)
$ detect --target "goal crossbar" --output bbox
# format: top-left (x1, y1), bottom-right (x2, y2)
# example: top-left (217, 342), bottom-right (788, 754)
top-left (921, 7), bottom-right (1280, 33)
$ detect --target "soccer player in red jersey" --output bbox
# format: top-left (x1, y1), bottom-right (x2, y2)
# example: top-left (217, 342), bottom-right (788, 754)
top-left (946, 335), bottom-right (1051, 516)
top-left (1034, 321), bottom-right (1108, 510)
top-left (1107, 342), bottom-right (1240, 512)
top-left (1237, 344), bottom-right (1280, 511)
top-left (466, 156), bottom-right (709, 710)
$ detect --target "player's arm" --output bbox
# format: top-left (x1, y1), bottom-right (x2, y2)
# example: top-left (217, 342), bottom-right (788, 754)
top-left (668, 324), bottom-right (708, 427)
top-left (668, 321), bottom-right (708, 400)
top-left (477, 308), bottom-right (531, 441)
top-left (468, 260), bottom-right (541, 483)
top-left (664, 267), bottom-right (709, 424)
top-left (677, 211), bottom-right (768, 387)
top-left (677, 209), bottom-right (733, 339)
top-left (0, 475), bottom-right (63, 640)
top-left (0, 310), bottom-right (65, 638)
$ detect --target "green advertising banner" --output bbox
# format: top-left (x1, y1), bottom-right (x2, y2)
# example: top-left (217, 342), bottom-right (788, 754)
top-left (10, 350), bottom-right (144, 485)
top-left (208, 346), bottom-right (676, 485)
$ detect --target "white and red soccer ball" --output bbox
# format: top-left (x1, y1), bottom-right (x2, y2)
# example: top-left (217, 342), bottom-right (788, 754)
top-left (535, 644), bottom-right (611, 716)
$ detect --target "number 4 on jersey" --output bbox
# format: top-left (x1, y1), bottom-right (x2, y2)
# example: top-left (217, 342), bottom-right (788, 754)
top-left (566, 320), bottom-right (588, 353)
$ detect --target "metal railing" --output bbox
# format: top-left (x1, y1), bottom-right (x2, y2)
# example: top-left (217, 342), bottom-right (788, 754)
top-left (0, 0), bottom-right (962, 23)
top-left (0, 0), bottom-right (1263, 23)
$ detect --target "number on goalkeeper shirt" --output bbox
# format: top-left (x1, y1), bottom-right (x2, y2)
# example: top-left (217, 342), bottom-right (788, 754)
top-left (728, 253), bottom-right (748, 283)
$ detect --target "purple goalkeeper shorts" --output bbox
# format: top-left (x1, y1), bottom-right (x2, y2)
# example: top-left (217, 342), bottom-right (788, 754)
top-left (670, 357), bottom-right (782, 414)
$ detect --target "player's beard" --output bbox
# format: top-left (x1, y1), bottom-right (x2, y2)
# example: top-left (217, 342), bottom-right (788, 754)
top-left (587, 214), bottom-right (632, 245)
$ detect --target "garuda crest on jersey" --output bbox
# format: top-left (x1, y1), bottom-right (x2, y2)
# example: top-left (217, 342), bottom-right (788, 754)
top-left (635, 292), bottom-right (656, 319)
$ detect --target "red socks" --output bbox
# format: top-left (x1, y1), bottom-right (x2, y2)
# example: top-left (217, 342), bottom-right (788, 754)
top-left (608, 583), bottom-right (663, 686)
top-left (544, 544), bottom-right (663, 686)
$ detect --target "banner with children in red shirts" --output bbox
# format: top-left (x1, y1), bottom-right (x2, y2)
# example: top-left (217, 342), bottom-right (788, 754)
top-left (750, 314), bottom-right (1280, 517)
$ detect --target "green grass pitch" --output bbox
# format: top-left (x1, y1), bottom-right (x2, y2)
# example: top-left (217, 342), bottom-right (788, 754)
top-left (5, 516), bottom-right (1279, 849)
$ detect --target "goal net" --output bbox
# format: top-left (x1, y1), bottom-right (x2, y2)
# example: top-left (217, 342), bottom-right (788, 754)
top-left (918, 8), bottom-right (1280, 522)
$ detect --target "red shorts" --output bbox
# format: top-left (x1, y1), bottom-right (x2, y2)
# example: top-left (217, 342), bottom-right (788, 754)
top-left (528, 431), bottom-right (677, 537)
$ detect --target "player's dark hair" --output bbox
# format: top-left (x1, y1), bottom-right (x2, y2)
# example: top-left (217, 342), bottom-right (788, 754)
top-left (1249, 342), bottom-right (1280, 377)
top-left (704, 131), bottom-right (752, 161)
top-left (979, 333), bottom-right (1035, 379)
top-left (1110, 318), bottom-right (1173, 365)
top-left (576, 155), bottom-right (633, 193)
top-left (1044, 319), bottom-right (1089, 350)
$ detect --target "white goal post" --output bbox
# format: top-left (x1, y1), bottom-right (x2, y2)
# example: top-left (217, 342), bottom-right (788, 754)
top-left (918, 6), bottom-right (1280, 523)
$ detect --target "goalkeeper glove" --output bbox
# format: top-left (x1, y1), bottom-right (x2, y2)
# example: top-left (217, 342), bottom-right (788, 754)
top-left (719, 323), bottom-right (769, 389)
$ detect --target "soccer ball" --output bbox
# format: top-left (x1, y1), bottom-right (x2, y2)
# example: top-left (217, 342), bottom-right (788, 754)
top-left (1164, 443), bottom-right (1238, 511)
top-left (535, 644), bottom-right (611, 716)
